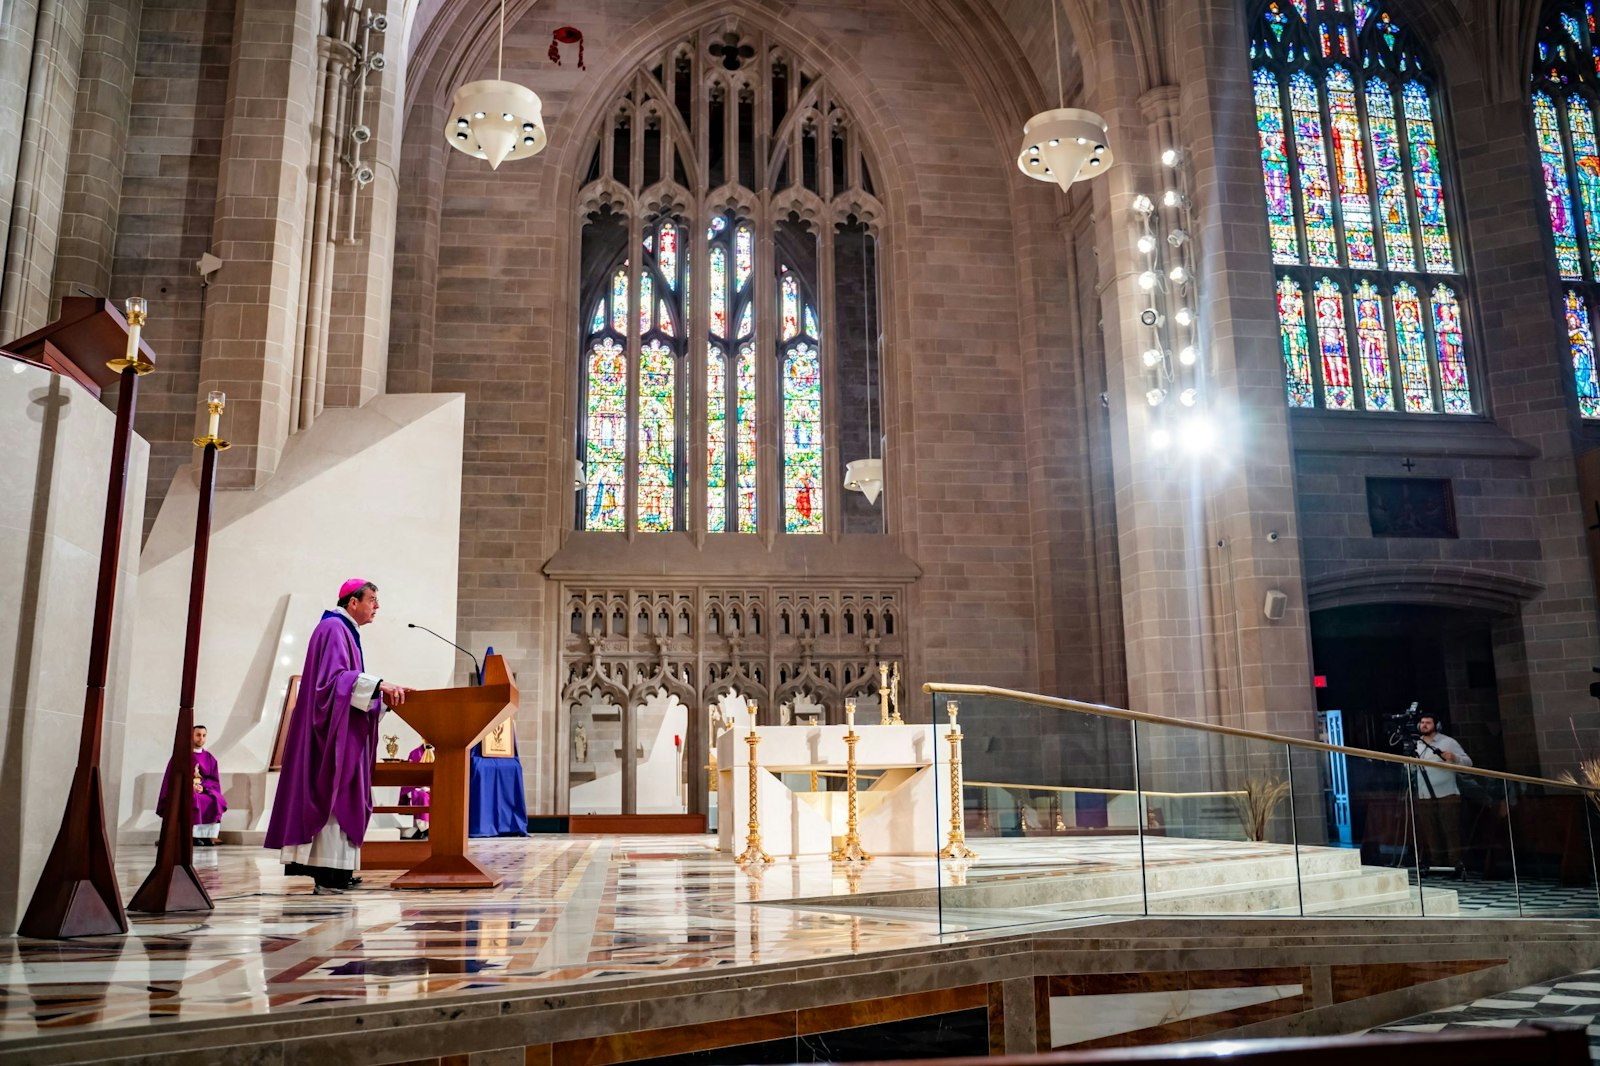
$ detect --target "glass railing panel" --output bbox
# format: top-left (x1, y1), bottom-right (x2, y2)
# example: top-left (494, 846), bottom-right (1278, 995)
top-left (1505, 780), bottom-right (1600, 918)
top-left (929, 690), bottom-right (1143, 933)
top-left (1294, 745), bottom-right (1425, 917)
top-left (1131, 720), bottom-right (1299, 916)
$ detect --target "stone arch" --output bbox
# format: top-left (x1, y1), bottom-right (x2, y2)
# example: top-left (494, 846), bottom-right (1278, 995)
top-left (1305, 564), bottom-right (1545, 615)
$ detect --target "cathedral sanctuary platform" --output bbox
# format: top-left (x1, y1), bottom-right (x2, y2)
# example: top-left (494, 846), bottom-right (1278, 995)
top-left (3, 836), bottom-right (1599, 1066)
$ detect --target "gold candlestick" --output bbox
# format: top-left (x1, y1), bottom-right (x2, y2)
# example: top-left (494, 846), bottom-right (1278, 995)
top-left (938, 700), bottom-right (977, 860)
top-left (192, 390), bottom-right (232, 450)
top-left (107, 296), bottom-right (156, 375)
top-left (735, 702), bottom-right (772, 865)
top-left (889, 662), bottom-right (904, 725)
top-left (830, 714), bottom-right (873, 864)
top-left (877, 663), bottom-right (891, 725)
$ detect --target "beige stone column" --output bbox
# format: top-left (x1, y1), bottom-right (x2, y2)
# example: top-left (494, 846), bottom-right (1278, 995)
top-left (195, 0), bottom-right (319, 488)
top-left (50, 0), bottom-right (141, 306)
top-left (0, 0), bottom-right (89, 339)
top-left (1087, 0), bottom-right (1315, 736)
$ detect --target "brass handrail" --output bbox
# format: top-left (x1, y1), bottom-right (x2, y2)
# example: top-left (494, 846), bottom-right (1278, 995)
top-left (923, 682), bottom-right (1600, 795)
top-left (967, 781), bottom-right (1246, 799)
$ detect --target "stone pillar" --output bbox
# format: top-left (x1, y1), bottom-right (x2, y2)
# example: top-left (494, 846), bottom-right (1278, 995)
top-left (1088, 0), bottom-right (1315, 735)
top-left (0, 0), bottom-right (90, 339)
top-left (196, 0), bottom-right (319, 488)
top-left (50, 0), bottom-right (141, 305)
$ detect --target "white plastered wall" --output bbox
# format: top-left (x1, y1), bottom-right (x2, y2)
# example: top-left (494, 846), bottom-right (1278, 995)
top-left (118, 393), bottom-right (467, 841)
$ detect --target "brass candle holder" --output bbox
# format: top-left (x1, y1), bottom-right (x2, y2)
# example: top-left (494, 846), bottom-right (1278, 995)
top-left (107, 296), bottom-right (155, 375)
top-left (938, 700), bottom-right (978, 860)
top-left (192, 390), bottom-right (232, 450)
top-left (877, 663), bottom-right (891, 725)
top-left (734, 702), bottom-right (773, 865)
top-left (889, 662), bottom-right (904, 725)
top-left (830, 700), bottom-right (873, 864)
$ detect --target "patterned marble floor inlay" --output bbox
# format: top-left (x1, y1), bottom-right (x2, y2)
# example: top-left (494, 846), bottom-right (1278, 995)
top-left (1370, 967), bottom-right (1600, 1062)
top-left (0, 833), bottom-right (1573, 1045)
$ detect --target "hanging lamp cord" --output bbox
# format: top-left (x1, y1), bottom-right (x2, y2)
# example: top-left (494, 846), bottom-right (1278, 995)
top-left (498, 0), bottom-right (505, 80)
top-left (1052, 0), bottom-right (1063, 109)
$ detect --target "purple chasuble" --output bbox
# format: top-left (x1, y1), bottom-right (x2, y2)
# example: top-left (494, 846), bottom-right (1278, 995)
top-left (264, 611), bottom-right (384, 850)
top-left (157, 749), bottom-right (228, 825)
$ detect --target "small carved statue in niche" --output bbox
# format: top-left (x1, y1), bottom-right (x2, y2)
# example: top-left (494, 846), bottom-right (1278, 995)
top-left (573, 722), bottom-right (589, 764)
top-left (780, 701), bottom-right (792, 726)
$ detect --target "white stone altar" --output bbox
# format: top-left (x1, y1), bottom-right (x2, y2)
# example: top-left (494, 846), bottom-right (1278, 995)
top-left (716, 723), bottom-right (955, 857)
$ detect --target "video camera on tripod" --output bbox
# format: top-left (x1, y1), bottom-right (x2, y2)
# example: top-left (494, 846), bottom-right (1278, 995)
top-left (1384, 701), bottom-right (1426, 751)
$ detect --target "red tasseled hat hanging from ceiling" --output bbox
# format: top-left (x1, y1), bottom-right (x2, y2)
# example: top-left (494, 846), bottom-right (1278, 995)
top-left (550, 27), bottom-right (585, 69)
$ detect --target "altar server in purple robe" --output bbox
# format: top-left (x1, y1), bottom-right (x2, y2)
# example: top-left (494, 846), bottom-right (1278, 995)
top-left (157, 724), bottom-right (228, 846)
top-left (401, 743), bottom-right (431, 839)
top-left (265, 579), bottom-right (409, 894)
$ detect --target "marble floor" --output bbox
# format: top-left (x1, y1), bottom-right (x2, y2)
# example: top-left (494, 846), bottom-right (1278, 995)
top-left (0, 833), bottom-right (1572, 1048)
top-left (1371, 966), bottom-right (1600, 1061)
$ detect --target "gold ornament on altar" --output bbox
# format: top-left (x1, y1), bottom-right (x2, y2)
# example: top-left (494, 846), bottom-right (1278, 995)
top-left (889, 662), bottom-right (904, 725)
top-left (938, 700), bottom-right (978, 860)
top-left (192, 762), bottom-right (203, 793)
top-left (383, 734), bottom-right (401, 761)
top-left (877, 663), bottom-right (891, 725)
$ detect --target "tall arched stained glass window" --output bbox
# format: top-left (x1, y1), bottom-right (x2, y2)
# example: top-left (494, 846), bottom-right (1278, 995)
top-left (1532, 1), bottom-right (1600, 419)
top-left (575, 25), bottom-right (886, 534)
top-left (1250, 1), bottom-right (1473, 415)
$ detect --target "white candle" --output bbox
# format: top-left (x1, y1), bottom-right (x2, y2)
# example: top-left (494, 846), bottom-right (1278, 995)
top-left (845, 698), bottom-right (856, 728)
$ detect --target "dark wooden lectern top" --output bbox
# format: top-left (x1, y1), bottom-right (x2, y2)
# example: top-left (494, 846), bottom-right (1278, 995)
top-left (3, 297), bottom-right (158, 396)
top-left (382, 654), bottom-right (518, 889)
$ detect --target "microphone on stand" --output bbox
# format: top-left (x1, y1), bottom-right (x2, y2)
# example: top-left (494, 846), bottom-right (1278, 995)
top-left (407, 623), bottom-right (482, 684)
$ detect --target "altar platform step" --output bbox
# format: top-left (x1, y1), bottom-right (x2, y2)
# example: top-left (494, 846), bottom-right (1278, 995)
top-left (780, 842), bottom-right (1459, 922)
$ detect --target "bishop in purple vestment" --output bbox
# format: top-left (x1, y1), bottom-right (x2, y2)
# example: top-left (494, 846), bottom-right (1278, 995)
top-left (157, 724), bottom-right (227, 845)
top-left (265, 579), bottom-right (409, 893)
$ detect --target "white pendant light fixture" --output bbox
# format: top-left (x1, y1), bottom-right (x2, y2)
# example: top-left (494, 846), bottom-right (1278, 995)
top-left (444, 0), bottom-right (546, 169)
top-left (1017, 2), bottom-right (1112, 193)
top-left (843, 231), bottom-right (884, 507)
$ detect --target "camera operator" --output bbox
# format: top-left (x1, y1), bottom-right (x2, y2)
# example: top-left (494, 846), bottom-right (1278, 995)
top-left (1411, 713), bottom-right (1473, 878)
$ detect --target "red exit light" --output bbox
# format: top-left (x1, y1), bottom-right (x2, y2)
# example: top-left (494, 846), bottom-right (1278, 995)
top-left (1313, 675), bottom-right (1327, 689)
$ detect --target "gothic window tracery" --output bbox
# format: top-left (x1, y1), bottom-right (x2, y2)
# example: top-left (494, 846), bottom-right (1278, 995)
top-left (575, 26), bottom-right (886, 534)
top-left (1532, 1), bottom-right (1600, 418)
top-left (1250, 0), bottom-right (1473, 415)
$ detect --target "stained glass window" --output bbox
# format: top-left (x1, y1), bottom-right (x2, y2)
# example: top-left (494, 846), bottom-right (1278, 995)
top-left (783, 342), bottom-right (823, 533)
top-left (1366, 80), bottom-right (1416, 272)
top-left (736, 344), bottom-right (758, 530)
top-left (637, 340), bottom-right (676, 530)
top-left (1392, 282), bottom-right (1434, 413)
top-left (1533, 3), bottom-right (1600, 417)
top-left (1327, 68), bottom-right (1376, 268)
top-left (1313, 279), bottom-right (1355, 410)
top-left (1252, 2), bottom-right (1473, 415)
top-left (1254, 67), bottom-right (1302, 264)
top-left (706, 214), bottom-right (760, 532)
top-left (707, 346), bottom-right (728, 532)
top-left (1568, 289), bottom-right (1600, 417)
top-left (1354, 280), bottom-right (1392, 410)
top-left (584, 338), bottom-right (628, 531)
top-left (1276, 277), bottom-right (1316, 407)
top-left (1431, 284), bottom-right (1470, 414)
top-left (577, 34), bottom-right (884, 533)
top-left (1290, 72), bottom-right (1339, 267)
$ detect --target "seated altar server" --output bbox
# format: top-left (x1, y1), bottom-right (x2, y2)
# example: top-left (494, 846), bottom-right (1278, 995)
top-left (265, 579), bottom-right (409, 894)
top-left (157, 724), bottom-right (227, 846)
top-left (401, 743), bottom-right (431, 839)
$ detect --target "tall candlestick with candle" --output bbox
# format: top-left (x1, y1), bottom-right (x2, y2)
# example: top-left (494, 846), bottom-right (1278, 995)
top-left (830, 698), bottom-right (872, 864)
top-left (876, 663), bottom-right (891, 725)
top-left (889, 662), bottom-right (904, 725)
top-left (734, 702), bottom-right (772, 865)
top-left (938, 700), bottom-right (978, 860)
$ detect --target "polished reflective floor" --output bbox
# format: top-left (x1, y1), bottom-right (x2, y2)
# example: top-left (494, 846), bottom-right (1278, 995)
top-left (0, 833), bottom-right (1542, 1044)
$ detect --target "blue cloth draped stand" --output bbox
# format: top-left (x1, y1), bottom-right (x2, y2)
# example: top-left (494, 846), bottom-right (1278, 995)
top-left (467, 645), bottom-right (527, 837)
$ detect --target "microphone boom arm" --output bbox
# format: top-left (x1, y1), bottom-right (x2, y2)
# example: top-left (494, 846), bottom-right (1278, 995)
top-left (407, 623), bottom-right (483, 684)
